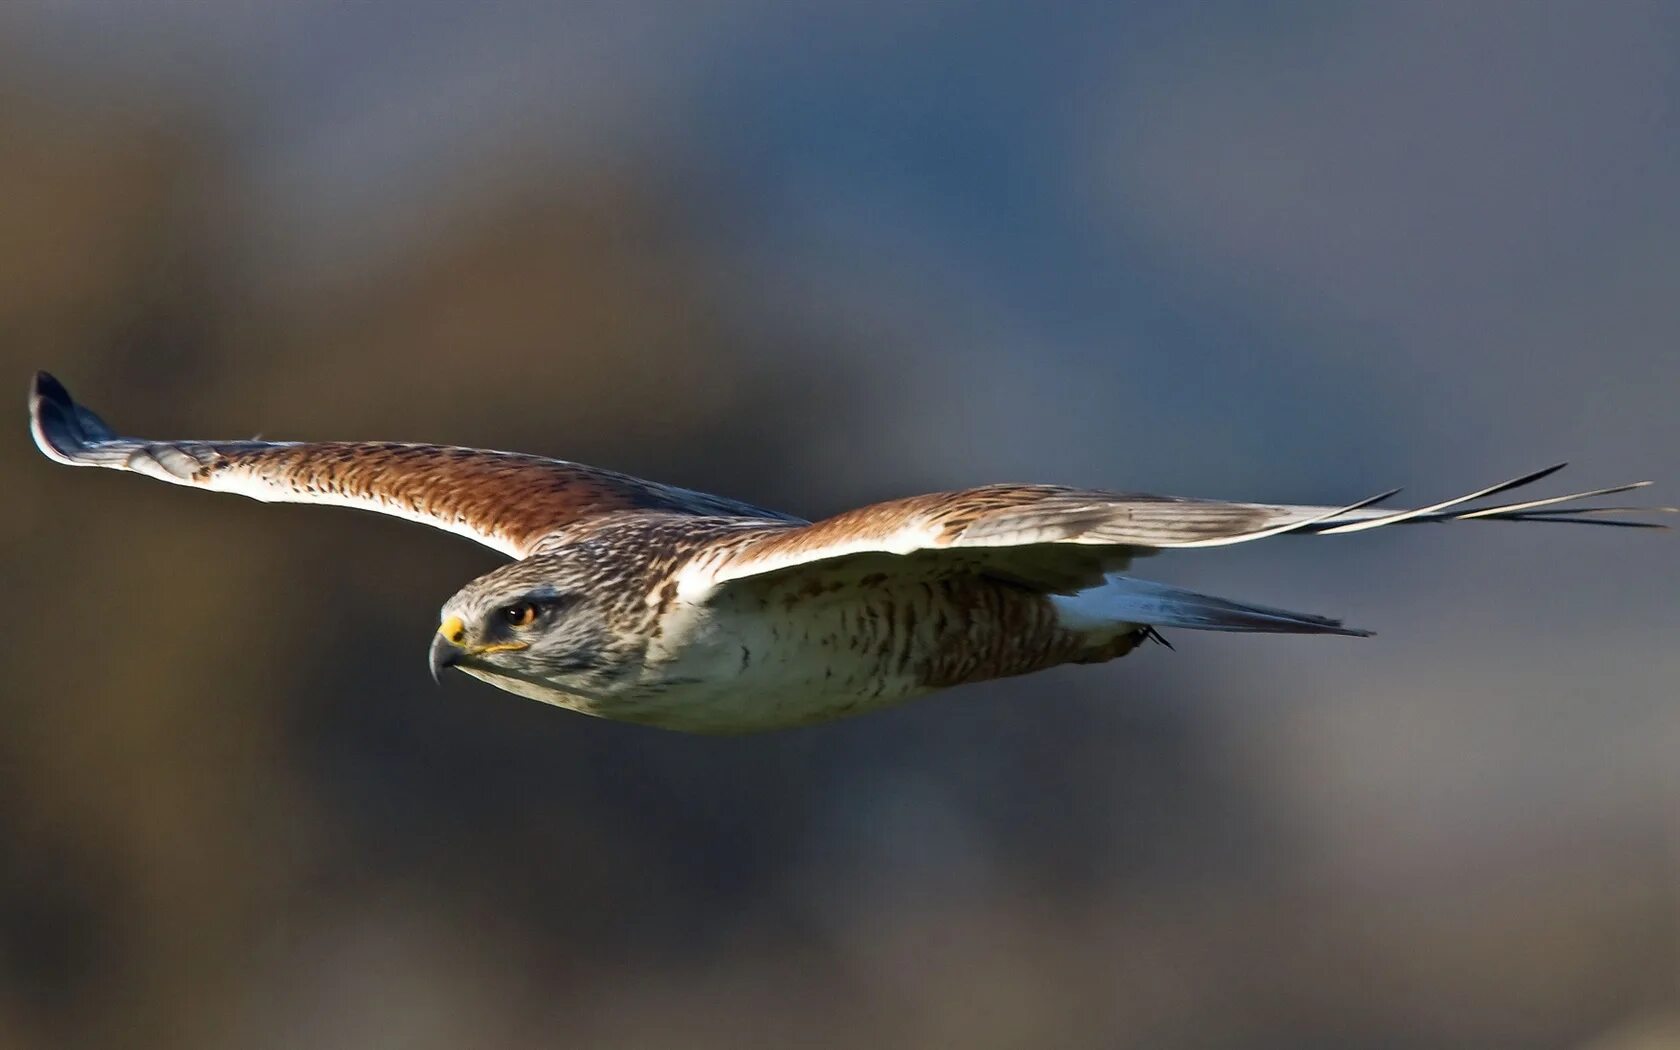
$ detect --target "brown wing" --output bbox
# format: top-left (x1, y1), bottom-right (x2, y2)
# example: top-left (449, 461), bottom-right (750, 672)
top-left (29, 372), bottom-right (797, 558)
top-left (696, 468), bottom-right (1669, 597)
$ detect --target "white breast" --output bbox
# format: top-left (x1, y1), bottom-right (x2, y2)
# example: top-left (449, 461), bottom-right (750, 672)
top-left (608, 588), bottom-right (935, 733)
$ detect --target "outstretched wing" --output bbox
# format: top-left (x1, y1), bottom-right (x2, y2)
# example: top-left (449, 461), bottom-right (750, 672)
top-left (29, 372), bottom-right (797, 558)
top-left (694, 466), bottom-right (1672, 598)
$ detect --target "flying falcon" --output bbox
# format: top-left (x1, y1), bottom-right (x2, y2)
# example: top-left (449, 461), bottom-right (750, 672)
top-left (28, 372), bottom-right (1672, 733)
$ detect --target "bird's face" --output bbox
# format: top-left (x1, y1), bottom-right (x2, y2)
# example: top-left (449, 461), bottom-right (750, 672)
top-left (429, 555), bottom-right (630, 699)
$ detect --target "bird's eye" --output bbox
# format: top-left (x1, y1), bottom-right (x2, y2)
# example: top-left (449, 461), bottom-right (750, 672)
top-left (501, 602), bottom-right (538, 628)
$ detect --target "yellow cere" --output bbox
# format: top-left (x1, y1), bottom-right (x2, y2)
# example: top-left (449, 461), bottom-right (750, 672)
top-left (439, 616), bottom-right (465, 643)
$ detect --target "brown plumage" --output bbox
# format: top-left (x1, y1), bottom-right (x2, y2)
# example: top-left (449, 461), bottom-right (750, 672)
top-left (28, 371), bottom-right (1673, 733)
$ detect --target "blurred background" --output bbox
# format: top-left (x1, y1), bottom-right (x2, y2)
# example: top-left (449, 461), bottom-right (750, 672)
top-left (3, 3), bottom-right (1678, 1048)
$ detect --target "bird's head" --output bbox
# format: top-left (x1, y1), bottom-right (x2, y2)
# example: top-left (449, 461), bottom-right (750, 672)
top-left (429, 554), bottom-right (632, 700)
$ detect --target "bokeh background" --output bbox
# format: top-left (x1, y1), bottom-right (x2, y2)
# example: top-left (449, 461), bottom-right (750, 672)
top-left (3, 3), bottom-right (1678, 1048)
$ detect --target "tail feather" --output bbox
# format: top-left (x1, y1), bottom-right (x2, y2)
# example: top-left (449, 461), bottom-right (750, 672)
top-left (1052, 575), bottom-right (1371, 637)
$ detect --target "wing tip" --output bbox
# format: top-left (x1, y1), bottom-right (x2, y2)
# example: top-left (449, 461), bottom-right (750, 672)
top-left (28, 370), bottom-right (122, 466)
top-left (32, 370), bottom-right (69, 406)
top-left (29, 370), bottom-right (83, 464)
top-left (1309, 464), bottom-right (1673, 532)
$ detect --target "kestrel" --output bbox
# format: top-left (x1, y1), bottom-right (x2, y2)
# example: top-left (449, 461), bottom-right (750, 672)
top-left (28, 372), bottom-right (1671, 733)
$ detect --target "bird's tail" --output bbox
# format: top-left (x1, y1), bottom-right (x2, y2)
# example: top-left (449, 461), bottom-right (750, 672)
top-left (1051, 574), bottom-right (1370, 637)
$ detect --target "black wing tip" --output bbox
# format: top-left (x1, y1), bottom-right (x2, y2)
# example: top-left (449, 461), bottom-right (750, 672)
top-left (29, 370), bottom-right (120, 463)
top-left (1315, 464), bottom-right (1672, 533)
top-left (29, 369), bottom-right (81, 459)
top-left (32, 370), bottom-right (70, 405)
top-left (30, 371), bottom-right (75, 431)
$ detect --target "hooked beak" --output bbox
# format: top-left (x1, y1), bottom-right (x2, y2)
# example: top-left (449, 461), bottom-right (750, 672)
top-left (429, 615), bottom-right (529, 682)
top-left (429, 630), bottom-right (463, 683)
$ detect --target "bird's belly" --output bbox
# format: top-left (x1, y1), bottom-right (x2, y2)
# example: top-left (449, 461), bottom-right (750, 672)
top-left (596, 580), bottom-right (1122, 734)
top-left (615, 621), bottom-right (937, 733)
top-left (623, 677), bottom-right (934, 734)
top-left (452, 601), bottom-right (925, 732)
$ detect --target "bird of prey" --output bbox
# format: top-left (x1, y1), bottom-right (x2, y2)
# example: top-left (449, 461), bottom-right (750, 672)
top-left (28, 372), bottom-right (1671, 733)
